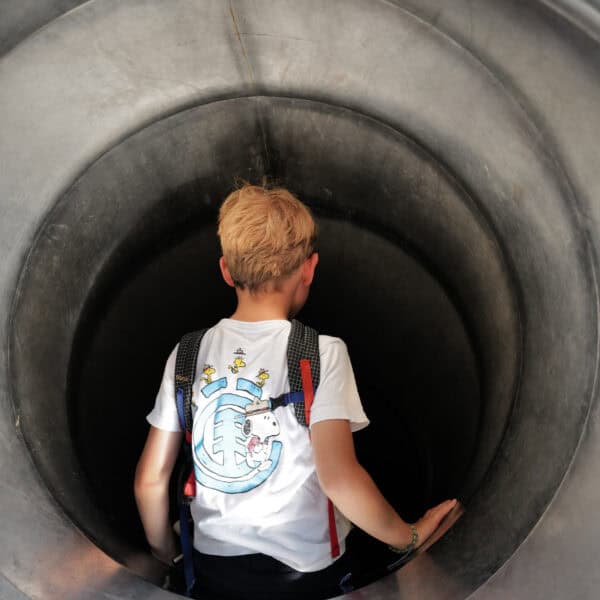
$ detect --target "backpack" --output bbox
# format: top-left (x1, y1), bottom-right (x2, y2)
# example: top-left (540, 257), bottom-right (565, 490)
top-left (173, 319), bottom-right (339, 596)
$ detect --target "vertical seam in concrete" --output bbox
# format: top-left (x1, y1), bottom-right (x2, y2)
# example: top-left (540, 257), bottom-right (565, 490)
top-left (228, 1), bottom-right (272, 174)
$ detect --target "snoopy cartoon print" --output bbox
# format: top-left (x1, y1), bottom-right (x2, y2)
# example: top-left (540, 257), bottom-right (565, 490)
top-left (243, 411), bottom-right (280, 471)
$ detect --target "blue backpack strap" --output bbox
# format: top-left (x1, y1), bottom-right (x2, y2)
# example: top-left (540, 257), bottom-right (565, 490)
top-left (174, 328), bottom-right (208, 597)
top-left (286, 319), bottom-right (320, 427)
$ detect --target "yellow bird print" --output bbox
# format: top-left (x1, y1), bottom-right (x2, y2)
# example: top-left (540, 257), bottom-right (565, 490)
top-left (201, 364), bottom-right (216, 384)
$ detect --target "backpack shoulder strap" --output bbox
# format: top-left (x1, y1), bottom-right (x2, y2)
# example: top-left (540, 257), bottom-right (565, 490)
top-left (286, 320), bottom-right (339, 558)
top-left (175, 329), bottom-right (208, 435)
top-left (287, 319), bottom-right (320, 427)
top-left (173, 329), bottom-right (208, 597)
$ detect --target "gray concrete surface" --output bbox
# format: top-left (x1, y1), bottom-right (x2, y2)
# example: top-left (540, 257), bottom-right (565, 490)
top-left (1, 1), bottom-right (600, 599)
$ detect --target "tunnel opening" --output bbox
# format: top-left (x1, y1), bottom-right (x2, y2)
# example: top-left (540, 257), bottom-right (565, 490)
top-left (68, 207), bottom-right (483, 556)
top-left (9, 96), bottom-right (532, 593)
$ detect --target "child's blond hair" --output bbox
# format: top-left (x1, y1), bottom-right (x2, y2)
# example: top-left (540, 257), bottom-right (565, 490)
top-left (218, 184), bottom-right (317, 292)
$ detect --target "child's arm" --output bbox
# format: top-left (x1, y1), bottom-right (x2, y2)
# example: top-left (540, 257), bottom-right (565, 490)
top-left (134, 426), bottom-right (183, 564)
top-left (311, 419), bottom-right (456, 549)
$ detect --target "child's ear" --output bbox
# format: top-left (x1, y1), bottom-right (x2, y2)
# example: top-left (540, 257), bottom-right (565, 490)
top-left (303, 252), bottom-right (319, 286)
top-left (219, 256), bottom-right (236, 288)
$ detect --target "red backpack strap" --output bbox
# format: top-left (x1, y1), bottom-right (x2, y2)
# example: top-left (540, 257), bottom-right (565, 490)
top-left (299, 359), bottom-right (314, 425)
top-left (287, 320), bottom-right (320, 426)
top-left (299, 349), bottom-right (341, 559)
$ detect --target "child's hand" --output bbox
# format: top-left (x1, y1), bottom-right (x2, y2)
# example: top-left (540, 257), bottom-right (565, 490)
top-left (414, 498), bottom-right (457, 547)
top-left (151, 542), bottom-right (178, 566)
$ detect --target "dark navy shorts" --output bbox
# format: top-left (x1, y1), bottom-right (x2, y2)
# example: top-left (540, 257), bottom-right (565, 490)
top-left (191, 548), bottom-right (353, 600)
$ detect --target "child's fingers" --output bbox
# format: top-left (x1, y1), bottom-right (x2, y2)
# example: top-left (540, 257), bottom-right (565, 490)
top-left (437, 498), bottom-right (457, 513)
top-left (435, 499), bottom-right (457, 524)
top-left (415, 499), bottom-right (459, 546)
top-left (425, 499), bottom-right (458, 525)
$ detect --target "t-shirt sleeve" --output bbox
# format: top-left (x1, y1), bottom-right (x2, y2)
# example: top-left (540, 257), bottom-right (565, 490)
top-left (309, 336), bottom-right (369, 432)
top-left (146, 345), bottom-right (182, 432)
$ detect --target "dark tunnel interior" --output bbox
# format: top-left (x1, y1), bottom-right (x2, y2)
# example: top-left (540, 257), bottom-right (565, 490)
top-left (68, 209), bottom-right (482, 557)
top-left (11, 96), bottom-right (523, 591)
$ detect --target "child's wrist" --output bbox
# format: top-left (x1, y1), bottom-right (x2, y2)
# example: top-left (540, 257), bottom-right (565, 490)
top-left (389, 523), bottom-right (419, 554)
top-left (151, 536), bottom-right (179, 565)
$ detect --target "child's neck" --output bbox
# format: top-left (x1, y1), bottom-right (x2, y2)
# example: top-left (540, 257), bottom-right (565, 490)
top-left (229, 288), bottom-right (292, 322)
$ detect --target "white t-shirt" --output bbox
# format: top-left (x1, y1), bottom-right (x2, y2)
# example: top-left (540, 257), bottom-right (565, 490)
top-left (147, 318), bottom-right (369, 572)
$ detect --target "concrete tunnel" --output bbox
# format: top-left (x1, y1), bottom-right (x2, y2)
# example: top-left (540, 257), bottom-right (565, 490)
top-left (1, 1), bottom-right (600, 599)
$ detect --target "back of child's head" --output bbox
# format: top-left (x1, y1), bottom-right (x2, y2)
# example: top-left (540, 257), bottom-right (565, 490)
top-left (218, 184), bottom-right (317, 292)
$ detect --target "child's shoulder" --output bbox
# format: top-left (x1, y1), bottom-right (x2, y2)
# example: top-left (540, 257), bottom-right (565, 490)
top-left (317, 334), bottom-right (351, 362)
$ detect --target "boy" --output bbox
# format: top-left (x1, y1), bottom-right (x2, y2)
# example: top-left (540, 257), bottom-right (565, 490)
top-left (135, 184), bottom-right (456, 599)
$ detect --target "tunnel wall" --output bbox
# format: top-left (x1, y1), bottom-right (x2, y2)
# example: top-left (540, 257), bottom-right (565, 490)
top-left (1, 2), bottom-right (600, 599)
top-left (9, 96), bottom-right (499, 564)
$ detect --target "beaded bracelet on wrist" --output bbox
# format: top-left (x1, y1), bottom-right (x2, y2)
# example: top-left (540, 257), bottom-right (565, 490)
top-left (388, 524), bottom-right (418, 554)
